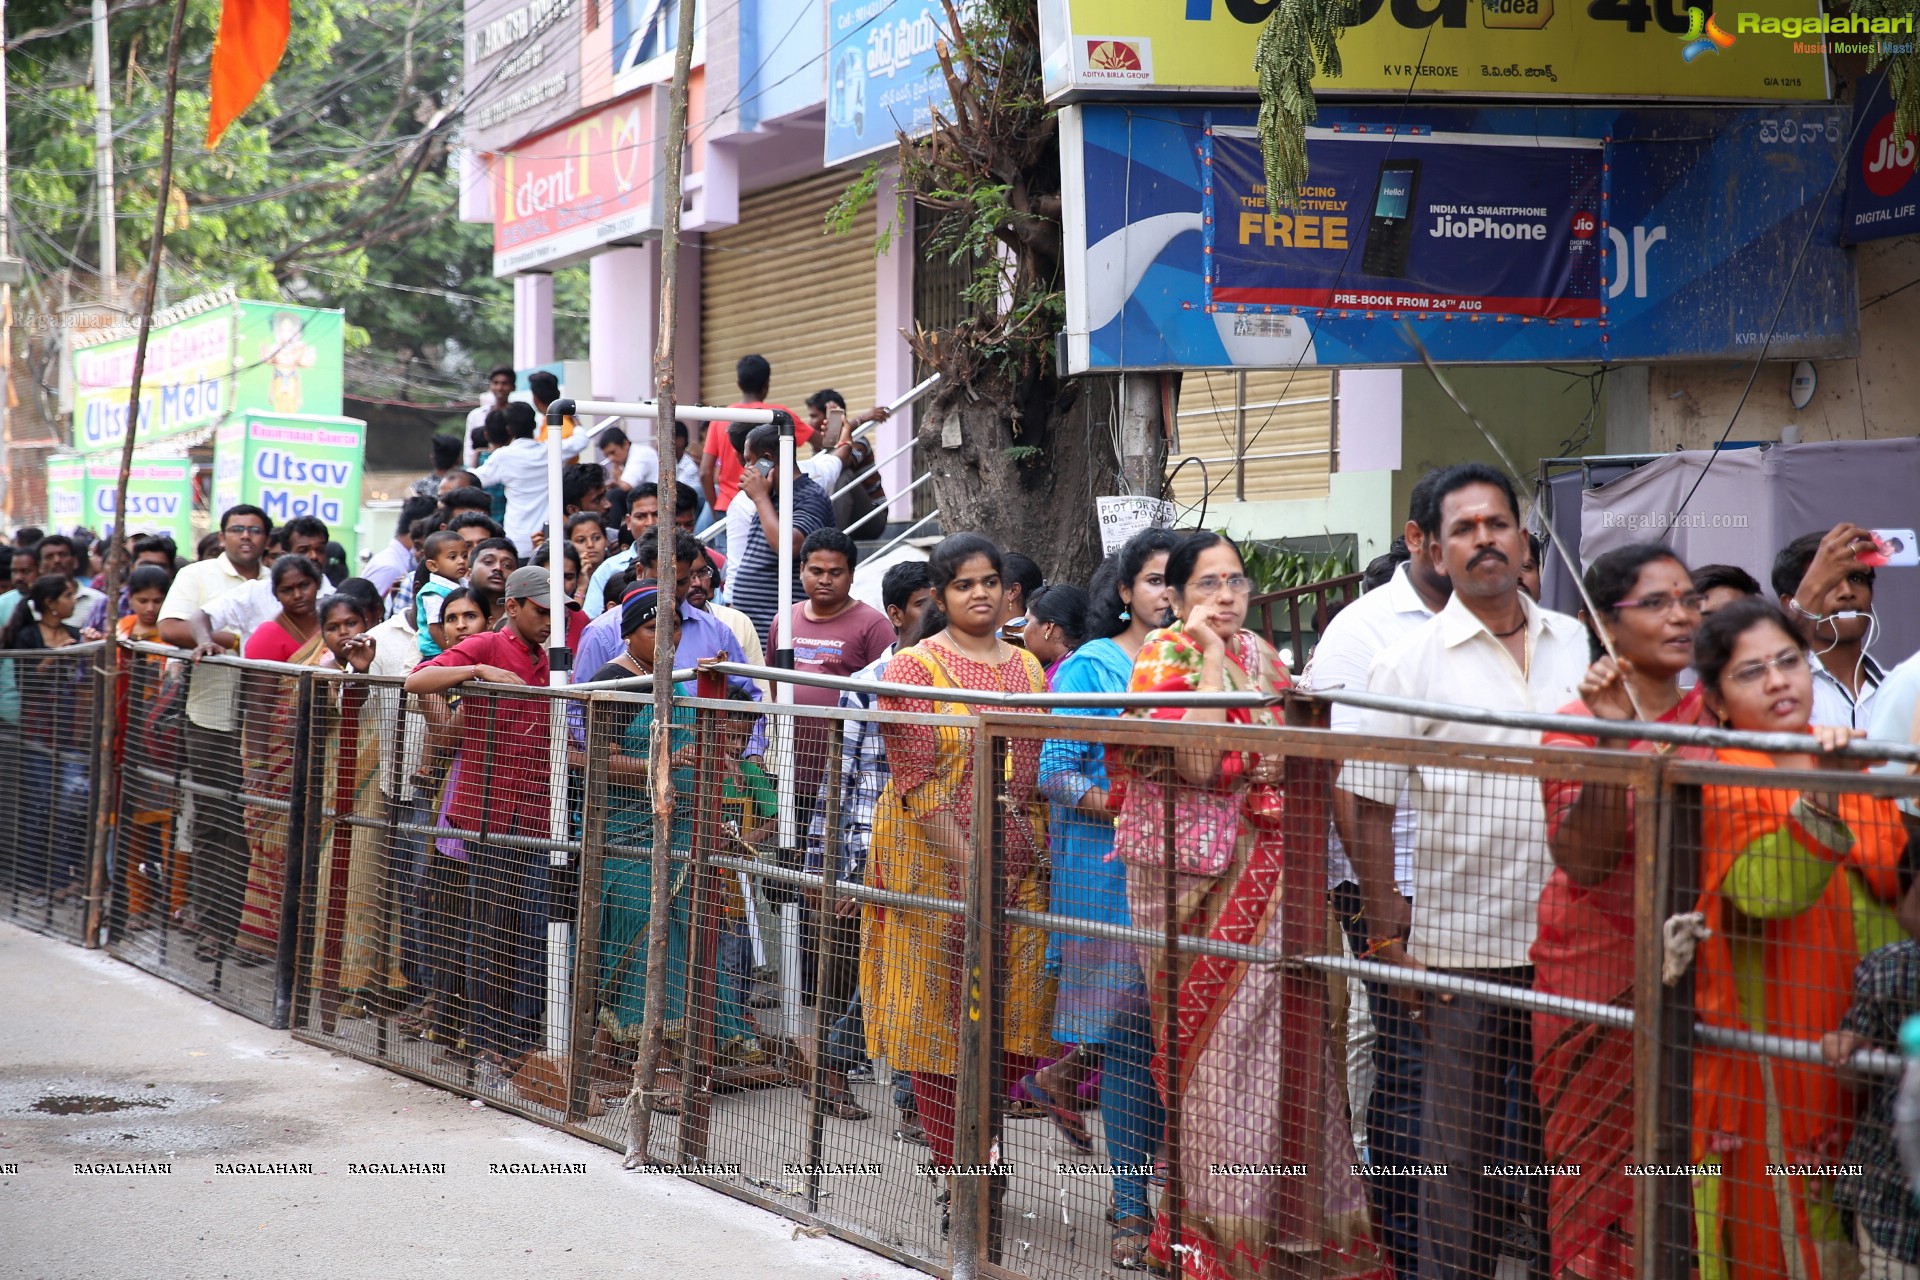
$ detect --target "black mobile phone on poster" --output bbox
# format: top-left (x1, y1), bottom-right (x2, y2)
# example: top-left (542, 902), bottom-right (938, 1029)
top-left (1361, 158), bottom-right (1421, 280)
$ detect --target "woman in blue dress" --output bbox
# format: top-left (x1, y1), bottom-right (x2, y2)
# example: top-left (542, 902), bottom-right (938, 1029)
top-left (1031, 529), bottom-right (1179, 1270)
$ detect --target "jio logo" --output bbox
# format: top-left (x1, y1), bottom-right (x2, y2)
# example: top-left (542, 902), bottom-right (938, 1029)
top-left (1571, 211), bottom-right (1597, 240)
top-left (1863, 112), bottom-right (1918, 199)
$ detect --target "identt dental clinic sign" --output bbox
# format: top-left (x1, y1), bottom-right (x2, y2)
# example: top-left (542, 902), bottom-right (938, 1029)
top-left (492, 90), bottom-right (663, 275)
top-left (215, 412), bottom-right (367, 564)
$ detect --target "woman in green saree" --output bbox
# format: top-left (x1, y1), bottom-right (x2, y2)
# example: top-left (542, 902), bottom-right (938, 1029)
top-left (585, 583), bottom-right (757, 1107)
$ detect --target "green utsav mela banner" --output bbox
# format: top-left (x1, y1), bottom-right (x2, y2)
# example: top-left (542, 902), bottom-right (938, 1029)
top-left (46, 457), bottom-right (88, 531)
top-left (86, 458), bottom-right (196, 547)
top-left (214, 412), bottom-right (367, 565)
top-left (45, 454), bottom-right (197, 546)
top-left (70, 294), bottom-right (345, 455)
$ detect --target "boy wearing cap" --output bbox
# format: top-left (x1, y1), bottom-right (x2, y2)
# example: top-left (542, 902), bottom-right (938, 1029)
top-left (406, 565), bottom-right (555, 1083)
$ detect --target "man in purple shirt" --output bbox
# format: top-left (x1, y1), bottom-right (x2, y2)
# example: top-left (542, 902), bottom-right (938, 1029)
top-left (574, 529), bottom-right (766, 757)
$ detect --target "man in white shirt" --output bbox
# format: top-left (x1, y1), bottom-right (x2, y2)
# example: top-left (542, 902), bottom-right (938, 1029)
top-left (1298, 470), bottom-right (1450, 1280)
top-left (464, 366), bottom-right (519, 468)
top-left (473, 402), bottom-right (550, 559)
top-left (363, 496), bottom-right (439, 619)
top-left (1773, 523), bottom-right (1886, 730)
top-left (156, 504), bottom-right (274, 965)
top-left (1337, 464), bottom-right (1588, 1280)
top-left (189, 517), bottom-right (330, 648)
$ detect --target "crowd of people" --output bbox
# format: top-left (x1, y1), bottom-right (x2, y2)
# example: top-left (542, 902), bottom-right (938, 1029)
top-left (12, 416), bottom-right (1920, 1279)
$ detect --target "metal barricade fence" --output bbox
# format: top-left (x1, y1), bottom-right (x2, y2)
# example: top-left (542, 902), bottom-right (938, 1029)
top-left (23, 640), bottom-right (1920, 1280)
top-left (0, 640), bottom-right (102, 945)
top-left (103, 646), bottom-right (311, 1026)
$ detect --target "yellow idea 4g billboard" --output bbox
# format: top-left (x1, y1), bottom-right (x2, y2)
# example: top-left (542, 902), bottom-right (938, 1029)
top-left (1037, 0), bottom-right (1833, 102)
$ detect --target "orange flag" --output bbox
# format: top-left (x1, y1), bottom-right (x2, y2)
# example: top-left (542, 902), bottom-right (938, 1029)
top-left (206, 0), bottom-right (291, 147)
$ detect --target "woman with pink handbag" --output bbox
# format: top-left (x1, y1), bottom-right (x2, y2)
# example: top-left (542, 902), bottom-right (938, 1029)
top-left (1113, 531), bottom-right (1385, 1280)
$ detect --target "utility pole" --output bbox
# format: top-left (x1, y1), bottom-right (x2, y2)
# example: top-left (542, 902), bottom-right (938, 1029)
top-left (84, 0), bottom-right (188, 946)
top-left (1, 0), bottom-right (12, 527)
top-left (623, 0), bottom-right (699, 1170)
top-left (92, 0), bottom-right (118, 304)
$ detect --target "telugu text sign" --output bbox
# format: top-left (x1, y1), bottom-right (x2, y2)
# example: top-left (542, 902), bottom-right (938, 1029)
top-left (824, 0), bottom-right (960, 167)
top-left (1037, 0), bottom-right (1830, 101)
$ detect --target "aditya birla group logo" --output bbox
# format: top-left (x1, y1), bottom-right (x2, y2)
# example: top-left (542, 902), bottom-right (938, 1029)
top-left (1080, 37), bottom-right (1152, 85)
top-left (1087, 40), bottom-right (1143, 72)
top-left (1679, 6), bottom-right (1737, 61)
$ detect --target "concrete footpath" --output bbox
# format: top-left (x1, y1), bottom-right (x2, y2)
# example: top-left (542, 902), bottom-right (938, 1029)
top-left (0, 922), bottom-right (918, 1280)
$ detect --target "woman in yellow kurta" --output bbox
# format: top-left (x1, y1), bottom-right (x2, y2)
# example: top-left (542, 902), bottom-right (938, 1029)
top-left (863, 533), bottom-right (1058, 1187)
top-left (1687, 597), bottom-right (1907, 1280)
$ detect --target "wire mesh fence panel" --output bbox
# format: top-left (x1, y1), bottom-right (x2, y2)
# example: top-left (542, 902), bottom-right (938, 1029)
top-left (0, 641), bottom-right (101, 943)
top-left (1657, 759), bottom-right (1920, 1280)
top-left (292, 676), bottom-right (590, 1130)
top-left (29, 626), bottom-right (1920, 1280)
top-left (104, 651), bottom-right (291, 1023)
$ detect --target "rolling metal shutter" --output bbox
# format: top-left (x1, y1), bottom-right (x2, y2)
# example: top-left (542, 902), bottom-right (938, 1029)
top-left (700, 169), bottom-right (878, 415)
top-left (1169, 369), bottom-right (1334, 517)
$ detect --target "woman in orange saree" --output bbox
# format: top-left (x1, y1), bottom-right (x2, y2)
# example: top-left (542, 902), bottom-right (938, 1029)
top-left (1533, 544), bottom-right (1715, 1279)
top-left (1687, 597), bottom-right (1906, 1280)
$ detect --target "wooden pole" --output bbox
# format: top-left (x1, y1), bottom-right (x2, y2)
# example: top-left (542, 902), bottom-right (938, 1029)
top-left (623, 0), bottom-right (699, 1169)
top-left (84, 0), bottom-right (190, 947)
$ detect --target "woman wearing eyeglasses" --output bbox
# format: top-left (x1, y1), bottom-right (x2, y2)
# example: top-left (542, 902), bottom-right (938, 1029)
top-left (1112, 531), bottom-right (1382, 1277)
top-left (1688, 595), bottom-right (1905, 1280)
top-left (1533, 543), bottom-right (1717, 1279)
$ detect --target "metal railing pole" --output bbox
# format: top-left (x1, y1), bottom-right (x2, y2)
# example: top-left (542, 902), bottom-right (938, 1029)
top-left (274, 674), bottom-right (317, 1030)
top-left (568, 696), bottom-right (611, 1125)
top-left (804, 719), bottom-right (844, 1215)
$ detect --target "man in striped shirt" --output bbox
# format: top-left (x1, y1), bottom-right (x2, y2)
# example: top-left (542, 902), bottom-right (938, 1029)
top-left (728, 422), bottom-right (834, 646)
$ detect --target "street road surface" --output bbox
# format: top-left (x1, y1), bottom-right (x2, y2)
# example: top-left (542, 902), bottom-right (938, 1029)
top-left (0, 922), bottom-right (917, 1279)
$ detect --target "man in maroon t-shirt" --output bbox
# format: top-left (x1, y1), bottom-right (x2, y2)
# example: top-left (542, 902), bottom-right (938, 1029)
top-left (767, 527), bottom-right (894, 1013)
top-left (769, 528), bottom-right (897, 803)
top-left (406, 565), bottom-right (554, 1078)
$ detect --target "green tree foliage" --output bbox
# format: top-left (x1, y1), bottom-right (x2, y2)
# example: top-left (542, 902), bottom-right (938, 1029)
top-left (1252, 0), bottom-right (1359, 214)
top-left (1852, 1), bottom-right (1920, 149)
top-left (4, 0), bottom-right (586, 402)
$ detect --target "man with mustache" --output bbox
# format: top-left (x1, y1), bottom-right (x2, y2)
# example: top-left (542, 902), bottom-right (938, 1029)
top-left (1336, 462), bottom-right (1589, 1280)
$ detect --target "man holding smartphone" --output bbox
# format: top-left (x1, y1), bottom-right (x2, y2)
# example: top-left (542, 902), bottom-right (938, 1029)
top-left (728, 422), bottom-right (835, 645)
top-left (1776, 523), bottom-right (1888, 730)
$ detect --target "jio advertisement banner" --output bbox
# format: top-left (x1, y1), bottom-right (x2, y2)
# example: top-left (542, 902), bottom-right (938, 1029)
top-left (1207, 125), bottom-right (1604, 322)
top-left (70, 297), bottom-right (345, 454)
top-left (216, 413), bottom-right (367, 565)
top-left (1061, 102), bottom-right (1856, 369)
top-left (1843, 72), bottom-right (1920, 243)
top-left (83, 458), bottom-right (196, 547)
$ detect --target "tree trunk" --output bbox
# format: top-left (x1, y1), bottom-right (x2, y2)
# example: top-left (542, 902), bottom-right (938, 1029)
top-left (918, 372), bottom-right (1164, 589)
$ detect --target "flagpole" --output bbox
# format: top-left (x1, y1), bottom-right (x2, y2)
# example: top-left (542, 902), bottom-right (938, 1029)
top-left (86, 0), bottom-right (191, 946)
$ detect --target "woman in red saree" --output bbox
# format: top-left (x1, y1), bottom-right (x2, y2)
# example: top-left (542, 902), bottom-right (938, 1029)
top-left (1534, 543), bottom-right (1715, 1279)
top-left (1687, 597), bottom-right (1906, 1280)
top-left (1115, 531), bottom-right (1383, 1280)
